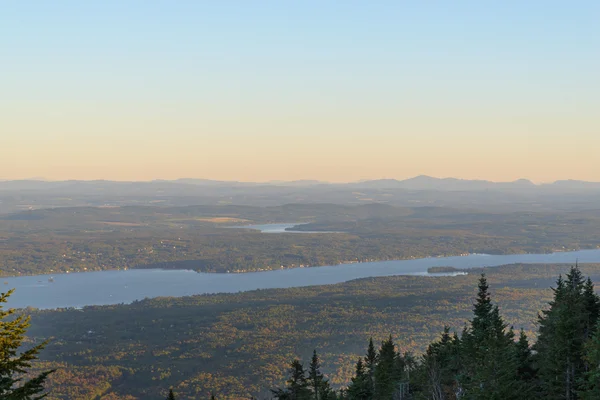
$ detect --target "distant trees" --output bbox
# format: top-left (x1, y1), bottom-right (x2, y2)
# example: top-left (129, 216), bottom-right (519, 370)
top-left (0, 289), bottom-right (54, 399)
top-left (271, 266), bottom-right (600, 399)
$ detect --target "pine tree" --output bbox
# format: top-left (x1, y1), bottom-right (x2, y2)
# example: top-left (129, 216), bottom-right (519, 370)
top-left (471, 274), bottom-right (494, 337)
top-left (515, 329), bottom-right (536, 384)
top-left (272, 270), bottom-right (600, 399)
top-left (363, 338), bottom-right (377, 398)
top-left (347, 359), bottom-right (369, 400)
top-left (165, 389), bottom-right (175, 400)
top-left (460, 274), bottom-right (524, 399)
top-left (420, 326), bottom-right (462, 399)
top-left (272, 359), bottom-right (312, 400)
top-left (534, 266), bottom-right (599, 400)
top-left (0, 289), bottom-right (54, 400)
top-left (308, 350), bottom-right (333, 400)
top-left (421, 348), bottom-right (444, 400)
top-left (583, 278), bottom-right (600, 336)
top-left (397, 351), bottom-right (416, 384)
top-left (374, 335), bottom-right (397, 399)
top-left (580, 322), bottom-right (600, 399)
top-left (460, 274), bottom-right (495, 394)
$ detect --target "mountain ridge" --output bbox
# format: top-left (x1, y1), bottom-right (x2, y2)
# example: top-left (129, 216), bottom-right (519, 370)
top-left (1, 176), bottom-right (599, 191)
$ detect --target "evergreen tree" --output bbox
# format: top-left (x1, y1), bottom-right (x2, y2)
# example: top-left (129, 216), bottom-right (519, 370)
top-left (363, 338), bottom-right (377, 397)
top-left (318, 383), bottom-right (336, 400)
top-left (308, 350), bottom-right (333, 400)
top-left (165, 389), bottom-right (175, 400)
top-left (583, 277), bottom-right (600, 336)
top-left (471, 274), bottom-right (494, 336)
top-left (421, 348), bottom-right (444, 400)
top-left (272, 359), bottom-right (312, 400)
top-left (0, 289), bottom-right (54, 400)
top-left (534, 266), bottom-right (599, 400)
top-left (580, 322), bottom-right (600, 399)
top-left (374, 335), bottom-right (397, 399)
top-left (272, 270), bottom-right (600, 400)
top-left (397, 351), bottom-right (416, 384)
top-left (420, 326), bottom-right (462, 400)
top-left (347, 359), bottom-right (369, 400)
top-left (460, 275), bottom-right (524, 399)
top-left (515, 329), bottom-right (536, 384)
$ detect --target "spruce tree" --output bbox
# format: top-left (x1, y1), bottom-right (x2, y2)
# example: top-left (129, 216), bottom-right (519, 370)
top-left (308, 350), bottom-right (333, 400)
top-left (515, 329), bottom-right (536, 384)
top-left (374, 335), bottom-right (397, 399)
top-left (272, 359), bottom-right (312, 400)
top-left (534, 266), bottom-right (599, 400)
top-left (583, 278), bottom-right (600, 336)
top-left (420, 326), bottom-right (462, 399)
top-left (580, 322), bottom-right (600, 399)
top-left (0, 289), bottom-right (54, 400)
top-left (363, 338), bottom-right (377, 398)
top-left (421, 348), bottom-right (444, 400)
top-left (347, 359), bottom-right (369, 400)
top-left (460, 275), bottom-right (524, 399)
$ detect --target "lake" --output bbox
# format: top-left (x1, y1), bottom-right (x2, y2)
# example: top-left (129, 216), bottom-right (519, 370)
top-left (4, 249), bottom-right (600, 309)
top-left (228, 222), bottom-right (339, 233)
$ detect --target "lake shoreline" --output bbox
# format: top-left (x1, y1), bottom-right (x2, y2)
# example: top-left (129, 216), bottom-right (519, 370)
top-left (5, 248), bottom-right (600, 310)
top-left (3, 246), bottom-right (599, 278)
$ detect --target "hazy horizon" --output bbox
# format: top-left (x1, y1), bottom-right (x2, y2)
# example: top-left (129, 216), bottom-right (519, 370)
top-left (1, 174), bottom-right (598, 185)
top-left (3, 1), bottom-right (599, 182)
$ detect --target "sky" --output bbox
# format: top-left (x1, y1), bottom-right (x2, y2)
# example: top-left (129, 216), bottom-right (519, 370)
top-left (1, 1), bottom-right (599, 183)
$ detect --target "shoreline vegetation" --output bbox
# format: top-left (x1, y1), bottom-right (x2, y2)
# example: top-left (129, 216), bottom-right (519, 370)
top-left (2, 246), bottom-right (600, 279)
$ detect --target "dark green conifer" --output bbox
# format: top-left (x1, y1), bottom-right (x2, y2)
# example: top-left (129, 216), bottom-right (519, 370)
top-left (347, 359), bottom-right (369, 400)
top-left (166, 388), bottom-right (175, 400)
top-left (272, 359), bottom-right (312, 400)
top-left (374, 335), bottom-right (397, 399)
top-left (308, 350), bottom-right (333, 400)
top-left (0, 289), bottom-right (54, 400)
top-left (420, 326), bottom-right (462, 399)
top-left (515, 329), bottom-right (536, 384)
top-left (534, 266), bottom-right (598, 399)
top-left (271, 269), bottom-right (600, 400)
top-left (461, 275), bottom-right (524, 399)
top-left (580, 322), bottom-right (600, 399)
top-left (363, 338), bottom-right (377, 397)
top-left (583, 277), bottom-right (600, 335)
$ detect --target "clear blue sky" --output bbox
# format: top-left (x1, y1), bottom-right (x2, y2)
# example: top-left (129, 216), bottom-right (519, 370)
top-left (2, 1), bottom-right (599, 182)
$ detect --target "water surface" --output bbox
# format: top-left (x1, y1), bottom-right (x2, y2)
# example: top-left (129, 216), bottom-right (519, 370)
top-left (3, 249), bottom-right (600, 309)
top-left (229, 222), bottom-right (338, 233)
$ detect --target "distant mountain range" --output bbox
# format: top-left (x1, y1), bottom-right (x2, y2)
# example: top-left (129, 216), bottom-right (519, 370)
top-left (349, 176), bottom-right (539, 191)
top-left (1, 176), bottom-right (600, 192)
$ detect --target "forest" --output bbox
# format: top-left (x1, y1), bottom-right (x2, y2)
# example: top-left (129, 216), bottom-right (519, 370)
top-left (15, 263), bottom-right (600, 399)
top-left (2, 204), bottom-right (600, 276)
top-left (268, 266), bottom-right (600, 399)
